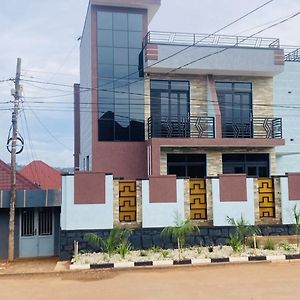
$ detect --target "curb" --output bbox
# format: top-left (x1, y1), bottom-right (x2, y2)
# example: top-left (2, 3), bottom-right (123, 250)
top-left (70, 253), bottom-right (300, 270)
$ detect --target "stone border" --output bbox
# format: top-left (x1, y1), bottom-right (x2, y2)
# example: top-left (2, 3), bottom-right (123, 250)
top-left (70, 254), bottom-right (300, 270)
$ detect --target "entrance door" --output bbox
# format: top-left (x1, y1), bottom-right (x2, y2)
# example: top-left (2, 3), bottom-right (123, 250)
top-left (20, 208), bottom-right (54, 257)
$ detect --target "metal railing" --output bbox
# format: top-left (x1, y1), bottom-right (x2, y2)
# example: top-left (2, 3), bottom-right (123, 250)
top-left (143, 31), bottom-right (280, 49)
top-left (148, 115), bottom-right (215, 139)
top-left (285, 47), bottom-right (300, 62)
top-left (222, 117), bottom-right (282, 139)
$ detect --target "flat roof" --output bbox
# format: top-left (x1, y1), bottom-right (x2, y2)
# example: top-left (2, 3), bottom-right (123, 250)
top-left (90, 0), bottom-right (161, 22)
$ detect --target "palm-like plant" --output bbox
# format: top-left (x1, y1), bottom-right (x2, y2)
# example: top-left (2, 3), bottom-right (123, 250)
top-left (161, 213), bottom-right (199, 260)
top-left (85, 228), bottom-right (132, 257)
top-left (226, 215), bottom-right (261, 248)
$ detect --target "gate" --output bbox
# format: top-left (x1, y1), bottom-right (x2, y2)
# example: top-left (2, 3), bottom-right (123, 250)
top-left (190, 179), bottom-right (207, 220)
top-left (20, 208), bottom-right (54, 257)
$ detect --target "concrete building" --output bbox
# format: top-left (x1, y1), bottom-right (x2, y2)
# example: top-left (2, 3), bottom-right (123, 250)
top-left (60, 0), bottom-right (300, 258)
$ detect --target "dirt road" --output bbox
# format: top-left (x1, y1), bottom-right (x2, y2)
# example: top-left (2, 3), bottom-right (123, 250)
top-left (1, 262), bottom-right (300, 300)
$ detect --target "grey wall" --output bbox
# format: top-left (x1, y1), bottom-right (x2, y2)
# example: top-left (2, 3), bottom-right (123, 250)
top-left (274, 62), bottom-right (300, 174)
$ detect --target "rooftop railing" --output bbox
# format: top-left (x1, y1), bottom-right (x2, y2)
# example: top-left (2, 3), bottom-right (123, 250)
top-left (284, 47), bottom-right (300, 62)
top-left (143, 31), bottom-right (280, 49)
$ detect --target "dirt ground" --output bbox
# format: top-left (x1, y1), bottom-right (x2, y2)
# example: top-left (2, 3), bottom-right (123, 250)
top-left (1, 261), bottom-right (300, 300)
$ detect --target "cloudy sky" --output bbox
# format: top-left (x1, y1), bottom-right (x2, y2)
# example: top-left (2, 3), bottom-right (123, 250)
top-left (0, 0), bottom-right (300, 168)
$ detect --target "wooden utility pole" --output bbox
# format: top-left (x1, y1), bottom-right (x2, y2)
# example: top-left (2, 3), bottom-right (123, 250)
top-left (8, 58), bottom-right (22, 261)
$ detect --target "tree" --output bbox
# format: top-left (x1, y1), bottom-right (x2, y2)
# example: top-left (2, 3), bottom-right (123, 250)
top-left (161, 213), bottom-right (199, 260)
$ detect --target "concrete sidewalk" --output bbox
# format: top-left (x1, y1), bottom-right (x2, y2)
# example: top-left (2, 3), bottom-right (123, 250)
top-left (0, 257), bottom-right (70, 275)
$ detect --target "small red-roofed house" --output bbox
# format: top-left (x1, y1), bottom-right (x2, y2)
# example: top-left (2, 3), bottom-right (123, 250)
top-left (19, 160), bottom-right (62, 190)
top-left (0, 159), bottom-right (61, 260)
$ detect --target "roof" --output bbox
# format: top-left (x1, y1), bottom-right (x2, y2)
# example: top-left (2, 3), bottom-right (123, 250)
top-left (0, 160), bottom-right (40, 191)
top-left (19, 160), bottom-right (62, 190)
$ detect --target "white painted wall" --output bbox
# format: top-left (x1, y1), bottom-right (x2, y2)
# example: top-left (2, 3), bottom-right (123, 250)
top-left (212, 178), bottom-right (255, 226)
top-left (79, 4), bottom-right (93, 170)
top-left (274, 62), bottom-right (300, 174)
top-left (61, 175), bottom-right (113, 230)
top-left (142, 179), bottom-right (185, 228)
top-left (280, 177), bottom-right (300, 224)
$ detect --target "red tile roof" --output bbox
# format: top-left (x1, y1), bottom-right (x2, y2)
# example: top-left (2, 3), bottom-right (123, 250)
top-left (0, 160), bottom-right (40, 191)
top-left (19, 160), bottom-right (62, 190)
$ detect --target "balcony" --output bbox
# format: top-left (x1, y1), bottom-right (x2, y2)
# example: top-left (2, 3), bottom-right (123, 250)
top-left (221, 117), bottom-right (282, 139)
top-left (140, 31), bottom-right (284, 76)
top-left (148, 115), bottom-right (215, 139)
top-left (147, 115), bottom-right (282, 140)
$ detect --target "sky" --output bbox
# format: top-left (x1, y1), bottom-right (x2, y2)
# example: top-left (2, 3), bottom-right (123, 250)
top-left (0, 0), bottom-right (300, 168)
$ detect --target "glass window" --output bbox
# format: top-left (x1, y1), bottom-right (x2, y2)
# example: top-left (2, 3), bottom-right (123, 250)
top-left (171, 81), bottom-right (189, 91)
top-left (128, 65), bottom-right (139, 79)
top-left (99, 119), bottom-right (114, 141)
top-left (129, 31), bottom-right (143, 48)
top-left (98, 64), bottom-right (114, 78)
top-left (129, 48), bottom-right (140, 65)
top-left (215, 82), bottom-right (232, 91)
top-left (98, 47), bottom-right (113, 64)
top-left (97, 11), bottom-right (113, 30)
top-left (128, 13), bottom-right (143, 31)
top-left (114, 48), bottom-right (128, 65)
top-left (113, 31), bottom-right (128, 47)
top-left (114, 65), bottom-right (128, 78)
top-left (234, 83), bottom-right (252, 92)
top-left (113, 12), bottom-right (128, 30)
top-left (97, 30), bottom-right (113, 47)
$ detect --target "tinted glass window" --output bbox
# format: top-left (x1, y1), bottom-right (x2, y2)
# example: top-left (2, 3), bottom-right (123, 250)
top-left (113, 31), bottom-right (128, 47)
top-left (97, 12), bottom-right (113, 29)
top-left (128, 13), bottom-right (143, 31)
top-left (129, 31), bottom-right (143, 48)
top-left (97, 30), bottom-right (113, 47)
top-left (98, 47), bottom-right (113, 64)
top-left (114, 48), bottom-right (128, 65)
top-left (113, 13), bottom-right (128, 30)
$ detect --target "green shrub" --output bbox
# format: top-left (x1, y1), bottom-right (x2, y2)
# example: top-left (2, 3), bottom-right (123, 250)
top-left (264, 238), bottom-right (275, 250)
top-left (279, 241), bottom-right (292, 251)
top-left (228, 234), bottom-right (243, 252)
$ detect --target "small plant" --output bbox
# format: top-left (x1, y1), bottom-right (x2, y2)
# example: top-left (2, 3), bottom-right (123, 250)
top-left (227, 215), bottom-right (261, 248)
top-left (150, 245), bottom-right (162, 253)
top-left (161, 212), bottom-right (200, 260)
top-left (160, 249), bottom-right (170, 258)
top-left (228, 234), bottom-right (243, 252)
top-left (264, 238), bottom-right (275, 250)
top-left (117, 241), bottom-right (132, 259)
top-left (197, 247), bottom-right (202, 254)
top-left (293, 205), bottom-right (300, 248)
top-left (85, 227), bottom-right (132, 257)
top-left (208, 245), bottom-right (214, 253)
top-left (279, 241), bottom-right (292, 251)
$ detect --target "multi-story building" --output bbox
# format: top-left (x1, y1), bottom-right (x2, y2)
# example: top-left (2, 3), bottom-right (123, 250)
top-left (62, 0), bottom-right (300, 259)
top-left (75, 0), bottom-right (285, 180)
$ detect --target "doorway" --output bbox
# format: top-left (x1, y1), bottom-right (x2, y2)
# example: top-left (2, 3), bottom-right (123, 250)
top-left (19, 208), bottom-right (54, 257)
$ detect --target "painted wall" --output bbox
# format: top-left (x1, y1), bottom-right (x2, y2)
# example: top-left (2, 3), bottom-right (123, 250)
top-left (79, 5), bottom-right (93, 170)
top-left (212, 178), bottom-right (255, 226)
top-left (141, 179), bottom-right (185, 228)
top-left (274, 62), bottom-right (300, 174)
top-left (280, 176), bottom-right (300, 224)
top-left (61, 175), bottom-right (113, 230)
top-left (145, 45), bottom-right (283, 76)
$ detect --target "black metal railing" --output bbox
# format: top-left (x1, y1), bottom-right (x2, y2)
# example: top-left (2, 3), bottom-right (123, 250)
top-left (143, 31), bottom-right (280, 49)
top-left (221, 117), bottom-right (282, 139)
top-left (148, 116), bottom-right (215, 139)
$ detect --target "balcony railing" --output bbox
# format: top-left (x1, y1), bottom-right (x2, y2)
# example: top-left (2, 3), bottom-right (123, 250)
top-left (143, 31), bottom-right (280, 49)
top-left (148, 116), bottom-right (215, 139)
top-left (221, 117), bottom-right (282, 139)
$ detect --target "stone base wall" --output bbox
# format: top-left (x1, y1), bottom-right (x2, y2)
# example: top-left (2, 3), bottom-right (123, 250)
top-left (60, 225), bottom-right (296, 260)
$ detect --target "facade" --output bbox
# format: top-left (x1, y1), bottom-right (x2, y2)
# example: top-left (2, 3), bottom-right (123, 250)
top-left (0, 159), bottom-right (61, 259)
top-left (62, 0), bottom-right (300, 258)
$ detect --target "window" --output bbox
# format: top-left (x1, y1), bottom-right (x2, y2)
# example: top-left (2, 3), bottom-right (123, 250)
top-left (167, 154), bottom-right (206, 178)
top-left (222, 154), bottom-right (269, 177)
top-left (150, 80), bottom-right (190, 137)
top-left (97, 10), bottom-right (144, 141)
top-left (216, 82), bottom-right (252, 138)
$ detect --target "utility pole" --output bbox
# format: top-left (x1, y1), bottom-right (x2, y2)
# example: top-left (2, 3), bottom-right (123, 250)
top-left (8, 58), bottom-right (22, 261)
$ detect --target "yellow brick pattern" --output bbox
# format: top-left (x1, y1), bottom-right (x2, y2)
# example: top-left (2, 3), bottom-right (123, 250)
top-left (190, 179), bottom-right (207, 220)
top-left (258, 178), bottom-right (275, 218)
top-left (119, 181), bottom-right (137, 222)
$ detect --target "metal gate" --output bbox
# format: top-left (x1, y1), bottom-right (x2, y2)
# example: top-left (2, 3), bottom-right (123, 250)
top-left (19, 208), bottom-right (54, 257)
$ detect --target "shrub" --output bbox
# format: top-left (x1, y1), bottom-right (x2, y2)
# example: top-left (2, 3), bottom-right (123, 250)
top-left (161, 212), bottom-right (199, 260)
top-left (228, 234), bottom-right (243, 252)
top-left (293, 205), bottom-right (300, 248)
top-left (264, 238), bottom-right (275, 250)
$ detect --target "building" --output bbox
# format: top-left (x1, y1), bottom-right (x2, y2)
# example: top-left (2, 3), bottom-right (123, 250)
top-left (61, 0), bottom-right (300, 258)
top-left (0, 159), bottom-right (61, 259)
top-left (19, 160), bottom-right (62, 190)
